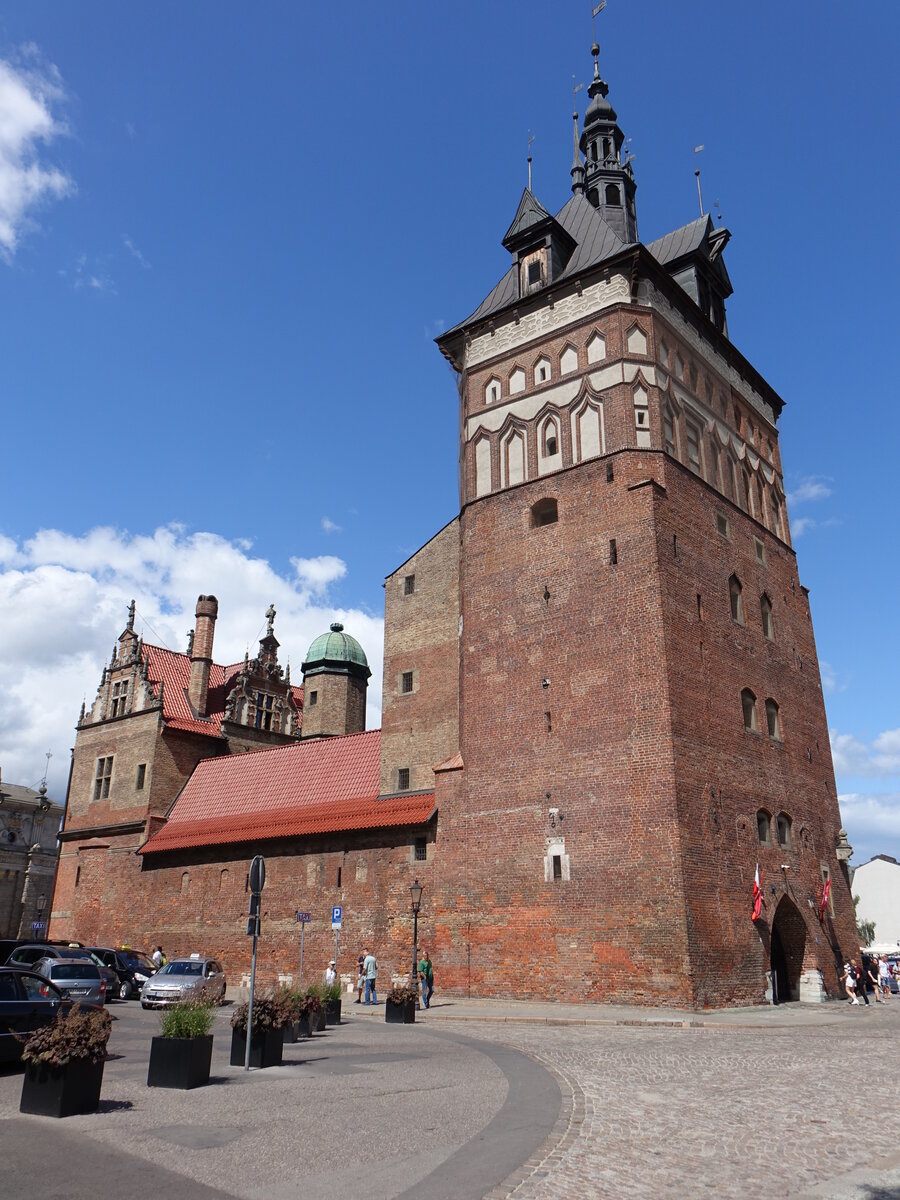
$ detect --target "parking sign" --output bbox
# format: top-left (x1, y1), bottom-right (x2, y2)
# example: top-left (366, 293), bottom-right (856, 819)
top-left (331, 905), bottom-right (342, 929)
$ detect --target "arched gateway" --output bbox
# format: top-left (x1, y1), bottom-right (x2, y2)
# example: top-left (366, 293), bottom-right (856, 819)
top-left (770, 896), bottom-right (807, 1004)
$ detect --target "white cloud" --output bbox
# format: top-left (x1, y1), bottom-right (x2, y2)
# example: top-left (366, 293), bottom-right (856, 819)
top-left (0, 526), bottom-right (383, 803)
top-left (0, 49), bottom-right (73, 257)
top-left (831, 727), bottom-right (900, 778)
top-left (787, 477), bottom-right (833, 507)
top-left (791, 516), bottom-right (815, 538)
top-left (838, 792), bottom-right (900, 862)
top-left (122, 234), bottom-right (150, 269)
top-left (321, 516), bottom-right (342, 535)
top-left (820, 660), bottom-right (840, 695)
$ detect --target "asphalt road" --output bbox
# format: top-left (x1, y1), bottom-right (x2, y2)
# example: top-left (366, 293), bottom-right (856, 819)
top-left (2, 998), bottom-right (561, 1200)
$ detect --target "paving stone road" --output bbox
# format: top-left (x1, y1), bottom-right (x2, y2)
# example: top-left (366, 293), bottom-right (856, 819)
top-left (4, 996), bottom-right (900, 1199)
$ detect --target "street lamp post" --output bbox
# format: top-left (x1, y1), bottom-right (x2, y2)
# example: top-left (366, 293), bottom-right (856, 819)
top-left (37, 893), bottom-right (46, 942)
top-left (410, 878), bottom-right (424, 1009)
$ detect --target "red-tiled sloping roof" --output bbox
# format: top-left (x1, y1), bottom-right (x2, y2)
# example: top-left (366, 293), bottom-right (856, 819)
top-left (143, 647), bottom-right (303, 738)
top-left (140, 730), bottom-right (434, 854)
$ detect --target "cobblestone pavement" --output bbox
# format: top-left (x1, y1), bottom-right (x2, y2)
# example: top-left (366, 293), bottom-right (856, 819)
top-left (455, 1002), bottom-right (900, 1200)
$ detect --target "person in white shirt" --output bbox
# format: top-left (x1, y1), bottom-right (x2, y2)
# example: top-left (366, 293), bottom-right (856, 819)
top-left (324, 960), bottom-right (336, 987)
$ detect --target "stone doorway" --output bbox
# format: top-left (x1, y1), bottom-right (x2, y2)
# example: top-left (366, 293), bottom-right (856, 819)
top-left (770, 895), bottom-right (807, 1004)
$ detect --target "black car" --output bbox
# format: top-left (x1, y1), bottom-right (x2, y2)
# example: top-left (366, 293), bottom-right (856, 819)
top-left (0, 968), bottom-right (70, 1063)
top-left (86, 947), bottom-right (157, 1000)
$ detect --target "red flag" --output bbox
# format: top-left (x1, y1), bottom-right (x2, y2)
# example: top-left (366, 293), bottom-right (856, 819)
top-left (752, 864), bottom-right (763, 922)
top-left (819, 877), bottom-right (832, 918)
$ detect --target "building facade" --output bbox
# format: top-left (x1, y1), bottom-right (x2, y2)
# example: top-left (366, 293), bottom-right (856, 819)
top-left (50, 39), bottom-right (858, 1006)
top-left (0, 772), bottom-right (62, 940)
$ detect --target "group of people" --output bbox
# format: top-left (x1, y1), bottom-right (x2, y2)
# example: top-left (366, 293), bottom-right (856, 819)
top-left (349, 946), bottom-right (435, 1008)
top-left (841, 955), bottom-right (896, 1004)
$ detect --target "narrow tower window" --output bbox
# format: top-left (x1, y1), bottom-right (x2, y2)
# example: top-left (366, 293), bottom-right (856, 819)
top-left (729, 575), bottom-right (745, 625)
top-left (766, 698), bottom-right (782, 740)
top-left (403, 574), bottom-right (416, 595)
top-left (531, 498), bottom-right (558, 527)
top-left (401, 671), bottom-right (413, 694)
top-left (742, 688), bottom-right (758, 731)
top-left (398, 767), bottom-right (410, 791)
top-left (760, 594), bottom-right (774, 640)
top-left (757, 810), bottom-right (772, 844)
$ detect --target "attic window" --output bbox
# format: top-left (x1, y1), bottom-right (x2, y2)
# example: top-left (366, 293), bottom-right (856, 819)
top-left (528, 261), bottom-right (542, 286)
top-left (605, 184), bottom-right (621, 206)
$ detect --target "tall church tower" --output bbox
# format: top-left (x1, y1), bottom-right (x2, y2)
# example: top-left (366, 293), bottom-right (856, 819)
top-left (430, 40), bottom-right (857, 1007)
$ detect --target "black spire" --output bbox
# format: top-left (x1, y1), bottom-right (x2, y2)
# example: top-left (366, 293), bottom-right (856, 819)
top-left (579, 41), bottom-right (637, 241)
top-left (571, 109), bottom-right (585, 195)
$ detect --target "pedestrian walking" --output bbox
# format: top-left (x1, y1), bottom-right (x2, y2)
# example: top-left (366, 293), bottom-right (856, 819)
top-left (856, 958), bottom-right (870, 1005)
top-left (362, 946), bottom-right (377, 1005)
top-left (355, 953), bottom-right (365, 1003)
top-left (418, 949), bottom-right (434, 1009)
top-left (878, 956), bottom-right (891, 997)
top-left (325, 960), bottom-right (337, 987)
top-left (841, 961), bottom-right (859, 1004)
top-left (867, 957), bottom-right (883, 1003)
top-left (151, 946), bottom-right (166, 968)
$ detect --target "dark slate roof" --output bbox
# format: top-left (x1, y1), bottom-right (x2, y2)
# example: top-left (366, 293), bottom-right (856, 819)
top-left (447, 193), bottom-right (632, 335)
top-left (502, 188), bottom-right (554, 246)
top-left (646, 214), bottom-right (711, 266)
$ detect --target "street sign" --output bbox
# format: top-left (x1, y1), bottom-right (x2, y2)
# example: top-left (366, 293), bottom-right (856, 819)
top-left (331, 905), bottom-right (342, 930)
top-left (296, 911), bottom-right (312, 923)
top-left (249, 854), bottom-right (266, 894)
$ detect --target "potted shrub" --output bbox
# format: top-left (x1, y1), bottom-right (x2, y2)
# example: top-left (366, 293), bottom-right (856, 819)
top-left (323, 980), bottom-right (343, 1026)
top-left (147, 993), bottom-right (215, 1089)
top-left (305, 984), bottom-right (327, 1033)
top-left (19, 1004), bottom-right (113, 1117)
top-left (297, 992), bottom-right (321, 1039)
top-left (385, 982), bottom-right (418, 1025)
top-left (230, 994), bottom-right (283, 1068)
top-left (275, 987), bottom-right (303, 1044)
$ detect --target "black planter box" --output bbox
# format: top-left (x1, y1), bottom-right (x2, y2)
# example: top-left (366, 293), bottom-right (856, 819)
top-left (385, 998), bottom-right (416, 1024)
top-left (297, 1013), bottom-right (317, 1038)
top-left (282, 1020), bottom-right (300, 1044)
top-left (315, 1007), bottom-right (327, 1033)
top-left (147, 1035), bottom-right (213, 1089)
top-left (20, 1058), bottom-right (105, 1117)
top-left (324, 998), bottom-right (342, 1026)
top-left (230, 1027), bottom-right (283, 1068)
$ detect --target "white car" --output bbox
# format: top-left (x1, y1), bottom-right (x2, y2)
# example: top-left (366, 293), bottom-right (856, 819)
top-left (140, 955), bottom-right (226, 1008)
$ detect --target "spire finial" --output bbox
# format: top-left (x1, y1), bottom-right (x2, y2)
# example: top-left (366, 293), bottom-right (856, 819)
top-left (126, 599), bottom-right (136, 631)
top-left (265, 603), bottom-right (276, 636)
top-left (526, 131), bottom-right (535, 191)
top-left (571, 75), bottom-right (585, 195)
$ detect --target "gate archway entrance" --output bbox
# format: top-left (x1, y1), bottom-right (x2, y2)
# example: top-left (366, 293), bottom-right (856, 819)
top-left (770, 895), bottom-right (807, 1004)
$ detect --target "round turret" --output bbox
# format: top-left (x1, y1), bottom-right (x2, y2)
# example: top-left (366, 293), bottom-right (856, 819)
top-left (302, 622), bottom-right (371, 680)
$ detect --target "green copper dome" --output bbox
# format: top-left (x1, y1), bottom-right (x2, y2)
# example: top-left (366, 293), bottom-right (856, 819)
top-left (302, 622), bottom-right (371, 680)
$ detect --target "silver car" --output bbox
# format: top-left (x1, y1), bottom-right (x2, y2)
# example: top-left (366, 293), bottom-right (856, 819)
top-left (33, 957), bottom-right (105, 1005)
top-left (140, 956), bottom-right (226, 1008)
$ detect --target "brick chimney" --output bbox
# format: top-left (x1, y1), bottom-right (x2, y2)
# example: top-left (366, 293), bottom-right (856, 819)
top-left (188, 595), bottom-right (218, 716)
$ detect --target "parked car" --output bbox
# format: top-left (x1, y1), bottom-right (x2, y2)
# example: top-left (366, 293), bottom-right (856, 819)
top-left (0, 968), bottom-right (71, 1063)
top-left (7, 944), bottom-right (117, 1001)
top-left (86, 947), bottom-right (156, 1000)
top-left (33, 957), bottom-right (105, 1006)
top-left (141, 955), bottom-right (226, 1008)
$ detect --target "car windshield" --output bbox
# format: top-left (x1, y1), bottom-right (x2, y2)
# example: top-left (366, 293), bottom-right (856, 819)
top-left (49, 963), bottom-right (97, 980)
top-left (124, 954), bottom-right (155, 971)
top-left (158, 962), bottom-right (203, 976)
top-left (56, 947), bottom-right (91, 958)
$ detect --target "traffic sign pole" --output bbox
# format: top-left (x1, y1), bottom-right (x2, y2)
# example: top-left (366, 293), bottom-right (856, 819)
top-left (244, 855), bottom-right (266, 1072)
top-left (299, 921), bottom-right (305, 989)
top-left (245, 923), bottom-right (259, 1072)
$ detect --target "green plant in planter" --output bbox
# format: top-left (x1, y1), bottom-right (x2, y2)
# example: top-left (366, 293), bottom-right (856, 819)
top-left (21, 1004), bottom-right (113, 1067)
top-left (158, 995), bottom-right (215, 1039)
top-left (273, 986), bottom-right (302, 1028)
top-left (323, 981), bottom-right (343, 1003)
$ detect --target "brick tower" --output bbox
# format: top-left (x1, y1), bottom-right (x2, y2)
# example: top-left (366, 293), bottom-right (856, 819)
top-left (300, 623), bottom-right (370, 738)
top-left (425, 39), bottom-right (858, 1006)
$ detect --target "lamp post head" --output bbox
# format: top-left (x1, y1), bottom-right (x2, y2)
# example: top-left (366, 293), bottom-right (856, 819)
top-left (37, 893), bottom-right (46, 911)
top-left (409, 878), bottom-right (424, 913)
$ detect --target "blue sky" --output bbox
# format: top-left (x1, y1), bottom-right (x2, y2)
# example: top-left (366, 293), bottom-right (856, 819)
top-left (0, 1), bottom-right (898, 868)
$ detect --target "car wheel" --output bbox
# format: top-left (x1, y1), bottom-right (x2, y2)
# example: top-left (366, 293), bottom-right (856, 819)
top-left (119, 980), bottom-right (132, 1001)
top-left (141, 1001), bottom-right (152, 1009)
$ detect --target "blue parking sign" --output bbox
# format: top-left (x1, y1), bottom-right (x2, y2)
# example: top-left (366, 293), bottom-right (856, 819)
top-left (331, 905), bottom-right (342, 928)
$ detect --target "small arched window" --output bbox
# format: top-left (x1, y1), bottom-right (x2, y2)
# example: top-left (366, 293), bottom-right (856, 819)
top-left (777, 813), bottom-right (792, 848)
top-left (531, 498), bottom-right (558, 527)
top-left (588, 188), bottom-right (599, 207)
top-left (760, 594), bottom-right (774, 640)
top-left (766, 698), bottom-right (781, 740)
top-left (742, 688), bottom-right (758, 731)
top-left (181, 871), bottom-right (190, 895)
top-left (219, 868), bottom-right (229, 893)
top-left (663, 405), bottom-right (677, 457)
top-left (541, 419), bottom-right (559, 458)
top-left (605, 183), bottom-right (622, 206)
top-left (729, 575), bottom-right (745, 625)
top-left (757, 810), bottom-right (772, 844)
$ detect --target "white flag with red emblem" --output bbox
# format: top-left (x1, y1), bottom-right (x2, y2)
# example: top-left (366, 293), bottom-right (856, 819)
top-left (752, 864), bottom-right (763, 922)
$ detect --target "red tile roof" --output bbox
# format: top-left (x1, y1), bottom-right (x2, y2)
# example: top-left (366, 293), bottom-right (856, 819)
top-left (143, 646), bottom-right (303, 738)
top-left (140, 729), bottom-right (435, 854)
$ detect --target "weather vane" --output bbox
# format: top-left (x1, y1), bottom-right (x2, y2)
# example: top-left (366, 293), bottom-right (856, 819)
top-left (693, 144), bottom-right (705, 216)
top-left (527, 130), bottom-right (535, 190)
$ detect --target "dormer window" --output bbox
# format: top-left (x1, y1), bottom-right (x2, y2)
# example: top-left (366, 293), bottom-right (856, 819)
top-left (528, 261), bottom-right (542, 286)
top-left (520, 247), bottom-right (547, 295)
